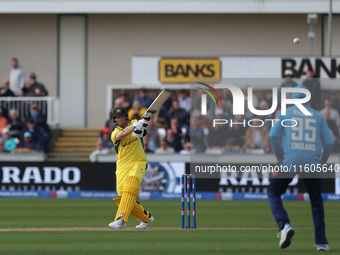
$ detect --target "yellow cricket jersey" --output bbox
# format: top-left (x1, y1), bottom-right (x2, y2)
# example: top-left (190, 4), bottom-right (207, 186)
top-left (111, 120), bottom-right (147, 169)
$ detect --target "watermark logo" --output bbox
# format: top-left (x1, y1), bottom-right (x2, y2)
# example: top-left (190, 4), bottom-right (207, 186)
top-left (196, 83), bottom-right (312, 128)
top-left (198, 83), bottom-right (311, 116)
top-left (196, 82), bottom-right (223, 114)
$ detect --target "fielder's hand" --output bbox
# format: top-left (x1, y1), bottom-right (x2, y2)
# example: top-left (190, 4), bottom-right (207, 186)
top-left (142, 111), bottom-right (155, 121)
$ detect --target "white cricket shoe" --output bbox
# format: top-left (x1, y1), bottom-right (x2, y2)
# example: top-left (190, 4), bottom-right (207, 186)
top-left (278, 223), bottom-right (295, 249)
top-left (108, 218), bottom-right (127, 229)
top-left (316, 244), bottom-right (330, 251)
top-left (136, 215), bottom-right (155, 229)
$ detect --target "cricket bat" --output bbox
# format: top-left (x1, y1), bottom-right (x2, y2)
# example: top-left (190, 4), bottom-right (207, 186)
top-left (142, 90), bottom-right (171, 120)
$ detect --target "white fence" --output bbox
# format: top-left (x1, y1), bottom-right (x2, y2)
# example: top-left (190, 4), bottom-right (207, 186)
top-left (0, 97), bottom-right (60, 127)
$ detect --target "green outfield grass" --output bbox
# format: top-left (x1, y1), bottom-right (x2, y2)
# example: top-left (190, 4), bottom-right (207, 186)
top-left (0, 199), bottom-right (339, 255)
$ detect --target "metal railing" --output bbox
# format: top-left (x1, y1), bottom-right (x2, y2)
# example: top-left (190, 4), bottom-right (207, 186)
top-left (0, 97), bottom-right (60, 126)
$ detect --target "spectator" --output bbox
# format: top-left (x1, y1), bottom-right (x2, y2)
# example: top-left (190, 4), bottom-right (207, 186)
top-left (0, 138), bottom-right (5, 153)
top-left (303, 69), bottom-right (321, 110)
top-left (113, 97), bottom-right (123, 108)
top-left (243, 98), bottom-right (254, 122)
top-left (118, 91), bottom-right (131, 111)
top-left (244, 119), bottom-right (270, 153)
top-left (0, 78), bottom-right (15, 97)
top-left (221, 88), bottom-right (233, 110)
top-left (100, 127), bottom-right (113, 149)
top-left (227, 119), bottom-right (246, 152)
top-left (146, 118), bottom-right (159, 151)
top-left (128, 100), bottom-right (147, 120)
top-left (320, 98), bottom-right (340, 131)
top-left (0, 108), bottom-right (8, 135)
top-left (22, 72), bottom-right (48, 97)
top-left (323, 110), bottom-right (340, 152)
top-left (6, 108), bottom-right (23, 139)
top-left (179, 142), bottom-right (192, 154)
top-left (278, 70), bottom-right (298, 103)
top-left (263, 91), bottom-right (273, 108)
top-left (329, 92), bottom-right (340, 116)
top-left (206, 123), bottom-right (228, 151)
top-left (323, 109), bottom-right (340, 148)
top-left (153, 104), bottom-right (169, 128)
top-left (190, 116), bottom-right (205, 152)
top-left (323, 110), bottom-right (339, 139)
top-left (19, 131), bottom-right (36, 150)
top-left (166, 128), bottom-right (182, 152)
top-left (206, 109), bottom-right (229, 152)
top-left (9, 57), bottom-right (25, 96)
top-left (2, 127), bottom-right (17, 152)
top-left (0, 79), bottom-right (16, 118)
top-left (143, 134), bottom-right (154, 153)
top-left (27, 103), bottom-right (50, 152)
top-left (263, 91), bottom-right (281, 118)
top-left (155, 139), bottom-right (175, 154)
top-left (214, 107), bottom-right (226, 119)
top-left (258, 100), bottom-right (274, 124)
top-left (169, 99), bottom-right (189, 127)
top-left (134, 88), bottom-right (153, 108)
top-left (192, 89), bottom-right (215, 121)
top-left (243, 85), bottom-right (259, 108)
top-left (178, 89), bottom-right (191, 113)
top-left (221, 88), bottom-right (233, 119)
top-left (160, 90), bottom-right (173, 113)
top-left (169, 117), bottom-right (181, 136)
top-left (89, 139), bottom-right (109, 162)
top-left (20, 119), bottom-right (43, 152)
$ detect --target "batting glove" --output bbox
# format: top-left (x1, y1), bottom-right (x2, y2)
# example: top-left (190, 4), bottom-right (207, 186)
top-left (140, 119), bottom-right (148, 128)
top-left (142, 112), bottom-right (155, 121)
top-left (133, 119), bottom-right (148, 130)
top-left (133, 128), bottom-right (147, 138)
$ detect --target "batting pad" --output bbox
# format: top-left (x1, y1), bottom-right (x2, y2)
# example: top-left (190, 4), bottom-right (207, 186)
top-left (112, 197), bottom-right (121, 206)
top-left (112, 197), bottom-right (151, 223)
top-left (132, 201), bottom-right (152, 223)
top-left (115, 176), bottom-right (140, 223)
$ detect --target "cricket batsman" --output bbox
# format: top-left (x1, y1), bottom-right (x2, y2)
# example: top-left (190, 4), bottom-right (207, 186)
top-left (268, 85), bottom-right (334, 251)
top-left (108, 106), bottom-right (155, 229)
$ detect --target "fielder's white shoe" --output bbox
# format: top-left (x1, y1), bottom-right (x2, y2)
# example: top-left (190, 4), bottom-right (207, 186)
top-left (316, 244), bottom-right (330, 251)
top-left (108, 218), bottom-right (127, 229)
top-left (278, 223), bottom-right (295, 249)
top-left (136, 215), bottom-right (155, 229)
